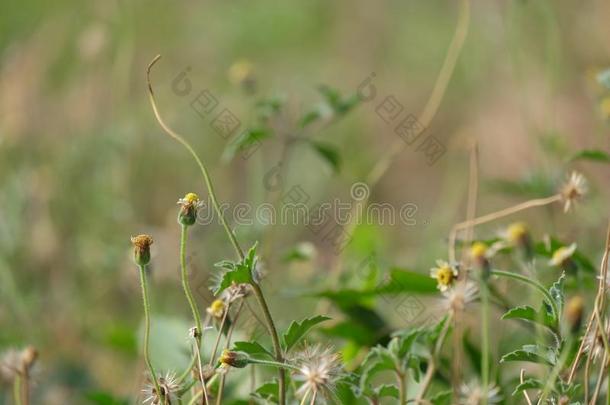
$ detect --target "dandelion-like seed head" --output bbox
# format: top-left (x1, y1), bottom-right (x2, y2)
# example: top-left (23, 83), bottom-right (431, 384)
top-left (559, 171), bottom-right (587, 213)
top-left (206, 299), bottom-right (226, 319)
top-left (430, 260), bottom-right (459, 291)
top-left (292, 344), bottom-right (343, 401)
top-left (442, 281), bottom-right (479, 314)
top-left (459, 381), bottom-right (502, 405)
top-left (131, 234), bottom-right (153, 266)
top-left (584, 319), bottom-right (610, 362)
top-left (549, 243), bottom-right (577, 267)
top-left (0, 349), bottom-right (22, 383)
top-left (142, 372), bottom-right (179, 404)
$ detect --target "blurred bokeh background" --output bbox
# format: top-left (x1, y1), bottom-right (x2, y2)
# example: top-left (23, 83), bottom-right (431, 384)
top-left (1, 0), bottom-right (610, 403)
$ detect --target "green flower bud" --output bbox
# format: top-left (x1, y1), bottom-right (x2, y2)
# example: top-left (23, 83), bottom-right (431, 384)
top-left (219, 349), bottom-right (250, 369)
top-left (177, 192), bottom-right (201, 226)
top-left (131, 234), bottom-right (153, 266)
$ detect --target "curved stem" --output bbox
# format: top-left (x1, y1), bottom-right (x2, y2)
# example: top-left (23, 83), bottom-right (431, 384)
top-left (138, 265), bottom-right (162, 402)
top-left (489, 269), bottom-right (559, 321)
top-left (415, 315), bottom-right (452, 401)
top-left (147, 55), bottom-right (244, 260)
top-left (251, 282), bottom-right (286, 404)
top-left (449, 195), bottom-right (561, 261)
top-left (180, 225), bottom-right (203, 335)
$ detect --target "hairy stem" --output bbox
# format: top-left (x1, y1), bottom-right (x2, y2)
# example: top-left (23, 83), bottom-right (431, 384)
top-left (180, 225), bottom-right (203, 336)
top-left (13, 374), bottom-right (23, 405)
top-left (138, 265), bottom-right (162, 402)
top-left (480, 279), bottom-right (490, 405)
top-left (397, 371), bottom-right (407, 405)
top-left (489, 269), bottom-right (559, 321)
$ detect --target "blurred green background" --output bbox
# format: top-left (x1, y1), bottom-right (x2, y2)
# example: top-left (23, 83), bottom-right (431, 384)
top-left (1, 0), bottom-right (610, 403)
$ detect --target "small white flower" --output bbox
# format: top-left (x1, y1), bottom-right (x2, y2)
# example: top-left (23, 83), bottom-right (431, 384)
top-left (548, 243), bottom-right (577, 267)
top-left (142, 372), bottom-right (180, 404)
top-left (559, 171), bottom-right (587, 213)
top-left (430, 260), bottom-right (459, 292)
top-left (291, 344), bottom-right (343, 401)
top-left (442, 281), bottom-right (479, 314)
top-left (459, 381), bottom-right (502, 405)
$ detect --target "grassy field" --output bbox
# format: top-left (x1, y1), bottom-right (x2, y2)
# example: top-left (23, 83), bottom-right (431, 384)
top-left (1, 0), bottom-right (610, 404)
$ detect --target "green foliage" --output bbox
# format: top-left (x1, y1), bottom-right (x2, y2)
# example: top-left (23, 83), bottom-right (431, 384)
top-left (282, 315), bottom-right (330, 352)
top-left (213, 244), bottom-right (258, 294)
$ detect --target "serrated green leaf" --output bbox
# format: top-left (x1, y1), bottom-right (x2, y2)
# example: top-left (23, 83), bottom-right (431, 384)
top-left (549, 272), bottom-right (566, 318)
top-left (512, 378), bottom-right (543, 396)
top-left (233, 341), bottom-right (273, 359)
top-left (282, 315), bottom-right (330, 352)
top-left (502, 305), bottom-right (556, 329)
top-left (500, 344), bottom-right (557, 366)
top-left (569, 149), bottom-right (610, 163)
top-left (212, 244), bottom-right (257, 294)
top-left (309, 141), bottom-right (341, 173)
top-left (376, 384), bottom-right (399, 398)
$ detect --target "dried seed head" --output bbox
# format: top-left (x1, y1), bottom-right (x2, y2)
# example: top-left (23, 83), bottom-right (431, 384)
top-left (177, 192), bottom-right (202, 226)
top-left (442, 281), bottom-right (479, 315)
top-left (292, 344), bottom-right (343, 401)
top-left (21, 346), bottom-right (38, 371)
top-left (142, 372), bottom-right (180, 404)
top-left (131, 234), bottom-right (153, 266)
top-left (559, 171), bottom-right (587, 213)
top-left (459, 381), bottom-right (502, 405)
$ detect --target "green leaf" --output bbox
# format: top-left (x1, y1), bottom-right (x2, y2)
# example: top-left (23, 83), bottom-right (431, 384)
top-left (253, 380), bottom-right (279, 403)
top-left (222, 128), bottom-right (271, 162)
top-left (309, 141), bottom-right (341, 172)
top-left (85, 392), bottom-right (129, 405)
top-left (375, 268), bottom-right (438, 294)
top-left (430, 390), bottom-right (452, 405)
top-left (502, 305), bottom-right (556, 330)
top-left (548, 272), bottom-right (566, 318)
top-left (232, 341), bottom-right (273, 359)
top-left (212, 244), bottom-right (257, 294)
top-left (500, 344), bottom-right (557, 366)
top-left (299, 109), bottom-right (322, 128)
top-left (376, 384), bottom-right (400, 399)
top-left (569, 149), bottom-right (610, 163)
top-left (512, 378), bottom-right (543, 396)
top-left (282, 315), bottom-right (331, 352)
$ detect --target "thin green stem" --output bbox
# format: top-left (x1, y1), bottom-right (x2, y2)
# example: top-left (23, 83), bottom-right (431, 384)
top-left (248, 358), bottom-right (300, 372)
top-left (480, 279), bottom-right (490, 405)
top-left (180, 225), bottom-right (203, 335)
top-left (250, 282), bottom-right (286, 404)
top-left (397, 371), bottom-right (407, 405)
top-left (490, 269), bottom-right (559, 321)
top-left (539, 337), bottom-right (574, 403)
top-left (299, 390), bottom-right (310, 405)
top-left (13, 374), bottom-right (23, 405)
top-left (138, 265), bottom-right (162, 402)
